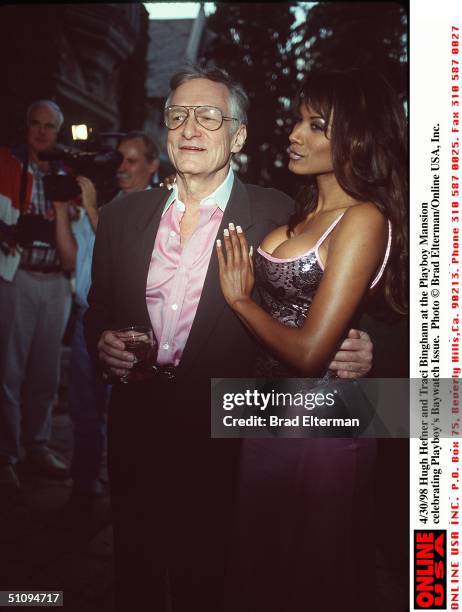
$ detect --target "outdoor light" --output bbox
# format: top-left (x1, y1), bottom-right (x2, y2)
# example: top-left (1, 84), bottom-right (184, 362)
top-left (71, 124), bottom-right (90, 141)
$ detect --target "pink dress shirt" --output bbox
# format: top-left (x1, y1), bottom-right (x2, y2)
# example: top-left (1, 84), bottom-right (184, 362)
top-left (146, 169), bottom-right (234, 366)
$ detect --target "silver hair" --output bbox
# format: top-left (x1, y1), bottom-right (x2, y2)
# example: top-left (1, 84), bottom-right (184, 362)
top-left (26, 100), bottom-right (64, 130)
top-left (165, 66), bottom-right (248, 133)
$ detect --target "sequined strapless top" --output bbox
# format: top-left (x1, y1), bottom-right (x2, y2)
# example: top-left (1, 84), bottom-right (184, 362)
top-left (253, 213), bottom-right (392, 377)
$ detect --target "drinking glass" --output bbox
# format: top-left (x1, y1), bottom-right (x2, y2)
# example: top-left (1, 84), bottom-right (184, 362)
top-left (114, 326), bottom-right (158, 383)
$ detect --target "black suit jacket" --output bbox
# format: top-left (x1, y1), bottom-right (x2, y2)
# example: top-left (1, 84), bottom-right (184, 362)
top-left (84, 176), bottom-right (294, 382)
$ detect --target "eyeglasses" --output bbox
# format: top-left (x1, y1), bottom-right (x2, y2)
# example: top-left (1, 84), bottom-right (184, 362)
top-left (164, 105), bottom-right (238, 131)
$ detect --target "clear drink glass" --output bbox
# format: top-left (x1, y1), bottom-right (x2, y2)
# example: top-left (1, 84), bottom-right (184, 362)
top-left (114, 326), bottom-right (158, 384)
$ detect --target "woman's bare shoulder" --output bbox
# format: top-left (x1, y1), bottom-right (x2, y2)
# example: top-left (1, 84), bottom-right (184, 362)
top-left (323, 202), bottom-right (389, 269)
top-left (342, 201), bottom-right (387, 224)
top-left (336, 202), bottom-right (388, 238)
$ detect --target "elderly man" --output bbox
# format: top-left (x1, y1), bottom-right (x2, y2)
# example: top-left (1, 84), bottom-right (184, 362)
top-left (84, 67), bottom-right (372, 611)
top-left (63, 132), bottom-right (160, 514)
top-left (0, 100), bottom-right (73, 488)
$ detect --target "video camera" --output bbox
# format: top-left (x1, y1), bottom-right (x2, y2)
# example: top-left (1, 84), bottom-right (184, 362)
top-left (38, 126), bottom-right (123, 202)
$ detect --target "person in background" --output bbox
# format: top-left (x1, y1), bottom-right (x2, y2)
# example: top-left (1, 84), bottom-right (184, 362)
top-left (116, 131), bottom-right (160, 194)
top-left (0, 100), bottom-right (73, 490)
top-left (64, 132), bottom-right (161, 514)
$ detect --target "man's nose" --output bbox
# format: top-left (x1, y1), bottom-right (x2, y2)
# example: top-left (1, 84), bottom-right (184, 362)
top-left (181, 112), bottom-right (201, 138)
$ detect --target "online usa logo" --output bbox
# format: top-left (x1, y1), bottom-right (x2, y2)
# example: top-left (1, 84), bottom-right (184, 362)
top-left (414, 530), bottom-right (446, 609)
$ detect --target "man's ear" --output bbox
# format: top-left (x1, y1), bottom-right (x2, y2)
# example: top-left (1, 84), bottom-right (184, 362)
top-left (231, 124), bottom-right (247, 154)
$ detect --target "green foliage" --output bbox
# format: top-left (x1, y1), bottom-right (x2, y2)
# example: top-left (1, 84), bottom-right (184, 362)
top-left (291, 2), bottom-right (408, 100)
top-left (201, 3), bottom-right (298, 193)
top-left (201, 2), bottom-right (408, 195)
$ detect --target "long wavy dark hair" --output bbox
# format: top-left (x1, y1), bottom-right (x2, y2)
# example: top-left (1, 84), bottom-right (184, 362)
top-left (288, 68), bottom-right (408, 316)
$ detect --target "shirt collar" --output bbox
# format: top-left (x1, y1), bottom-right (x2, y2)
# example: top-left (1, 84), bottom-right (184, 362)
top-left (162, 166), bottom-right (235, 216)
top-left (29, 159), bottom-right (46, 176)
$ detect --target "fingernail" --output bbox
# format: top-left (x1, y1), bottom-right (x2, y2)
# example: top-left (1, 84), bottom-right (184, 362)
top-left (224, 228), bottom-right (229, 236)
top-left (216, 239), bottom-right (221, 247)
top-left (236, 225), bottom-right (242, 233)
top-left (249, 245), bottom-right (253, 256)
top-left (229, 223), bottom-right (235, 231)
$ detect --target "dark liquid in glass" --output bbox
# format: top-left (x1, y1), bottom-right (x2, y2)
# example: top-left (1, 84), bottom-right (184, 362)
top-left (124, 339), bottom-right (156, 382)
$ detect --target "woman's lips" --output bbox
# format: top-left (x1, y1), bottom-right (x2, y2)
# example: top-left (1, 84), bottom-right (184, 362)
top-left (288, 151), bottom-right (304, 160)
top-left (288, 147), bottom-right (304, 160)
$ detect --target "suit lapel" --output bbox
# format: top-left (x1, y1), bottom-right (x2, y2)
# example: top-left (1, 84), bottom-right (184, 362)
top-left (178, 178), bottom-right (254, 374)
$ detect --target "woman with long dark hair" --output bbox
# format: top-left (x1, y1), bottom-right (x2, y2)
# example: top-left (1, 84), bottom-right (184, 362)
top-left (216, 68), bottom-right (407, 611)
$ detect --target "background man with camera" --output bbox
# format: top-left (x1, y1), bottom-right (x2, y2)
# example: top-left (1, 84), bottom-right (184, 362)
top-left (0, 100), bottom-right (73, 489)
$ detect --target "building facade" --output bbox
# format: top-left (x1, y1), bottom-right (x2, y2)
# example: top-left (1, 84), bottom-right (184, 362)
top-left (0, 4), bottom-right (149, 146)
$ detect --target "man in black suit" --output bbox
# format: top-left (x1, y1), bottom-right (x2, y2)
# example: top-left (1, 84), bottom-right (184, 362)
top-left (84, 67), bottom-right (373, 612)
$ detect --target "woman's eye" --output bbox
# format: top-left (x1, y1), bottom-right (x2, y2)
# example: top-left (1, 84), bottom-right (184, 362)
top-left (311, 122), bottom-right (324, 131)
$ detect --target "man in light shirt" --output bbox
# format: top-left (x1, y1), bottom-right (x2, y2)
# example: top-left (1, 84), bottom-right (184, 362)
top-left (84, 67), bottom-right (373, 612)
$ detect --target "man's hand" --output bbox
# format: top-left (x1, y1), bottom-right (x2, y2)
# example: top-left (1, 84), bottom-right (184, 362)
top-left (329, 329), bottom-right (373, 379)
top-left (76, 176), bottom-right (97, 211)
top-left (98, 330), bottom-right (135, 378)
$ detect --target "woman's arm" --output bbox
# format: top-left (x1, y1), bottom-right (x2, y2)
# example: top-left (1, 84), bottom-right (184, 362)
top-left (216, 204), bottom-right (387, 377)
